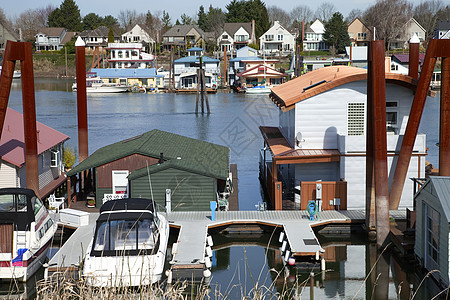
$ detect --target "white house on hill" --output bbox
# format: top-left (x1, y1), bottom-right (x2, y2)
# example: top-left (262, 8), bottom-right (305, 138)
top-left (259, 21), bottom-right (295, 55)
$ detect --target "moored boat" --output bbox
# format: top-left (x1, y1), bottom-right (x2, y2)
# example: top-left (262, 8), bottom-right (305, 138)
top-left (72, 77), bottom-right (129, 93)
top-left (82, 198), bottom-right (169, 287)
top-left (0, 188), bottom-right (57, 282)
top-left (245, 85), bottom-right (272, 94)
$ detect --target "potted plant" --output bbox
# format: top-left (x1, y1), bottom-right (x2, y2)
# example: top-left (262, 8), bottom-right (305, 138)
top-left (63, 145), bottom-right (76, 171)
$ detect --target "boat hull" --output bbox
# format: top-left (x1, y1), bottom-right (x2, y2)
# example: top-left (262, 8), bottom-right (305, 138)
top-left (245, 86), bottom-right (271, 94)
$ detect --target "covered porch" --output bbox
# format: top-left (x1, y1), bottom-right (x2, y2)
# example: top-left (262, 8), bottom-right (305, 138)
top-left (259, 126), bottom-right (347, 211)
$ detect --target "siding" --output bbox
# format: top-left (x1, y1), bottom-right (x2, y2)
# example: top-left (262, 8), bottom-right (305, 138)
top-left (0, 162), bottom-right (18, 188)
top-left (130, 168), bottom-right (216, 211)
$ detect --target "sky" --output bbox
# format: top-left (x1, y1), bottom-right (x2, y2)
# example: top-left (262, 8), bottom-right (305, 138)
top-left (2, 0), bottom-right (430, 22)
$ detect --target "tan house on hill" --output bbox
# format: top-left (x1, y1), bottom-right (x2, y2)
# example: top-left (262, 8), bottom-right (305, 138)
top-left (347, 18), bottom-right (371, 47)
top-left (0, 19), bottom-right (20, 51)
top-left (162, 25), bottom-right (206, 50)
top-left (390, 18), bottom-right (426, 49)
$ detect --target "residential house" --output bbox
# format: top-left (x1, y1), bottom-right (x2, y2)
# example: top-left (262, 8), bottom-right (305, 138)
top-left (390, 18), bottom-right (426, 49)
top-left (389, 53), bottom-right (425, 75)
top-left (162, 25), bottom-right (205, 50)
top-left (106, 42), bottom-right (155, 69)
top-left (414, 176), bottom-right (450, 286)
top-left (260, 66), bottom-right (427, 210)
top-left (303, 20), bottom-right (328, 51)
top-left (259, 21), bottom-right (295, 55)
top-left (173, 47), bottom-right (220, 89)
top-left (0, 108), bottom-right (69, 198)
top-left (121, 24), bottom-right (156, 53)
top-left (91, 67), bottom-right (164, 90)
top-left (347, 18), bottom-right (371, 47)
top-left (228, 46), bottom-right (262, 85)
top-left (35, 27), bottom-right (68, 51)
top-left (217, 22), bottom-right (254, 54)
top-left (0, 19), bottom-right (20, 51)
top-left (434, 20), bottom-right (450, 39)
top-left (78, 26), bottom-right (120, 53)
top-left (236, 64), bottom-right (287, 87)
top-left (66, 129), bottom-right (230, 211)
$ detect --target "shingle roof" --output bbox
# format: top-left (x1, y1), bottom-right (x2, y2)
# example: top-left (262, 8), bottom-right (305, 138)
top-left (223, 23), bottom-right (252, 36)
top-left (37, 27), bottom-right (65, 37)
top-left (163, 25), bottom-right (205, 37)
top-left (436, 20), bottom-right (450, 31)
top-left (0, 108), bottom-right (69, 167)
top-left (79, 26), bottom-right (118, 38)
top-left (67, 129), bottom-right (229, 180)
top-left (270, 66), bottom-right (419, 110)
top-left (392, 53), bottom-right (425, 64)
top-left (61, 32), bottom-right (77, 44)
top-left (419, 176), bottom-right (450, 222)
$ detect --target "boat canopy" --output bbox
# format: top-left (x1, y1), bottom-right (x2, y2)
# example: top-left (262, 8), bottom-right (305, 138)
top-left (100, 198), bottom-right (155, 213)
top-left (0, 188), bottom-right (40, 230)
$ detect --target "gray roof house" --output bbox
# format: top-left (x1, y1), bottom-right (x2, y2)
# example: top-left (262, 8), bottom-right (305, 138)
top-left (35, 28), bottom-right (70, 51)
top-left (434, 20), bottom-right (450, 39)
top-left (217, 22), bottom-right (254, 54)
top-left (78, 26), bottom-right (120, 52)
top-left (0, 19), bottom-right (20, 51)
top-left (414, 176), bottom-right (450, 286)
top-left (162, 25), bottom-right (206, 50)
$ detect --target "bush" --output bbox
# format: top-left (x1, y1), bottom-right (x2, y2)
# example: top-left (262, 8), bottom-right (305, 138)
top-left (63, 145), bottom-right (76, 170)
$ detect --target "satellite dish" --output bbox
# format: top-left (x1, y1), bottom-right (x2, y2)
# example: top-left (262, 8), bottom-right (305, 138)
top-left (296, 132), bottom-right (303, 142)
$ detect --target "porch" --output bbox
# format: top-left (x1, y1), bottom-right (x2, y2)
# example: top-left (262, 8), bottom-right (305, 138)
top-left (259, 126), bottom-right (347, 211)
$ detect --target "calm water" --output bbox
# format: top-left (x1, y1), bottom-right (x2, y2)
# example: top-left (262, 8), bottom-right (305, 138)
top-left (5, 78), bottom-right (444, 298)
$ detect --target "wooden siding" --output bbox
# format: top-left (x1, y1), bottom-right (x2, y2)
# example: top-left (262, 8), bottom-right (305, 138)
top-left (0, 224), bottom-right (13, 253)
top-left (38, 148), bottom-right (63, 191)
top-left (96, 154), bottom-right (159, 188)
top-left (0, 162), bottom-right (17, 188)
top-left (300, 181), bottom-right (347, 210)
top-left (130, 168), bottom-right (216, 211)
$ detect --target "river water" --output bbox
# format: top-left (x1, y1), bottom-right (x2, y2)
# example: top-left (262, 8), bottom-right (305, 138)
top-left (4, 78), bottom-right (444, 299)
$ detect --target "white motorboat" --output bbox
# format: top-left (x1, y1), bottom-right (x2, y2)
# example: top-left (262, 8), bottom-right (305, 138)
top-left (72, 77), bottom-right (129, 93)
top-left (0, 188), bottom-right (57, 282)
top-left (83, 198), bottom-right (169, 287)
top-left (246, 85), bottom-right (272, 94)
top-left (0, 66), bottom-right (22, 79)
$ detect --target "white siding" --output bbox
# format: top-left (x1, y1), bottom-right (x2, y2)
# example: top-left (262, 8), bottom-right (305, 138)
top-left (0, 162), bottom-right (18, 188)
top-left (279, 108), bottom-right (295, 147)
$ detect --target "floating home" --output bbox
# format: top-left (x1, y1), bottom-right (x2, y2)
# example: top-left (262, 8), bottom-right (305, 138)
top-left (0, 108), bottom-right (69, 197)
top-left (66, 129), bottom-right (230, 210)
top-left (260, 66), bottom-right (428, 210)
top-left (414, 176), bottom-right (450, 286)
top-left (90, 68), bottom-right (164, 90)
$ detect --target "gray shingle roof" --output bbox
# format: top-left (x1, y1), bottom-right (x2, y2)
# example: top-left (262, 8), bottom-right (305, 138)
top-left (223, 23), bottom-right (252, 36)
top-left (67, 129), bottom-right (229, 180)
top-left (163, 25), bottom-right (205, 37)
top-left (426, 176), bottom-right (450, 222)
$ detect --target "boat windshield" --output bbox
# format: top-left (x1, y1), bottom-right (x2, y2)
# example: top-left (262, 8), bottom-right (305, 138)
top-left (0, 194), bottom-right (27, 212)
top-left (93, 218), bottom-right (157, 253)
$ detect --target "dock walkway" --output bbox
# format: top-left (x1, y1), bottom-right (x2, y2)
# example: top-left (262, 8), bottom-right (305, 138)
top-left (168, 210), bottom-right (406, 270)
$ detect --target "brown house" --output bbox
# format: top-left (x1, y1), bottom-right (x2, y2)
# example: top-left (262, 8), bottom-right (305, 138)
top-left (347, 18), bottom-right (372, 47)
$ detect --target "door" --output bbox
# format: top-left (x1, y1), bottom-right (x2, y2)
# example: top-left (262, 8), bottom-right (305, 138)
top-left (112, 170), bottom-right (129, 197)
top-left (0, 224), bottom-right (13, 254)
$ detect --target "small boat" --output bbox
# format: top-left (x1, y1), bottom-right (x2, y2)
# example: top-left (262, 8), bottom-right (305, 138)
top-left (0, 188), bottom-right (57, 282)
top-left (83, 198), bottom-right (169, 287)
top-left (245, 85), bottom-right (272, 94)
top-left (0, 66), bottom-right (22, 79)
top-left (72, 77), bottom-right (129, 93)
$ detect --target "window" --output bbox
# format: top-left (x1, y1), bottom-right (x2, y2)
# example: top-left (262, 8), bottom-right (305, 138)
top-left (51, 150), bottom-right (59, 167)
top-left (391, 64), bottom-right (398, 71)
top-left (357, 32), bottom-right (367, 40)
top-left (236, 35), bottom-right (247, 42)
top-left (347, 103), bottom-right (365, 135)
top-left (386, 101), bottom-right (398, 134)
top-left (278, 34), bottom-right (283, 41)
top-left (222, 34), bottom-right (228, 39)
top-left (168, 36), bottom-right (174, 42)
top-left (133, 36), bottom-right (140, 41)
top-left (425, 203), bottom-right (439, 270)
top-left (349, 32), bottom-right (354, 39)
top-left (265, 34), bottom-right (274, 41)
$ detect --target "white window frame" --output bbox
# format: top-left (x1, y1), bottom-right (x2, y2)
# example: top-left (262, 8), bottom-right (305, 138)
top-left (50, 150), bottom-right (59, 168)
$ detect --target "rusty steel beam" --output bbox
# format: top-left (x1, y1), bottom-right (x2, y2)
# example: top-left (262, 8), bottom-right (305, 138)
top-left (440, 57), bottom-right (450, 176)
top-left (76, 37), bottom-right (89, 162)
top-left (370, 40), bottom-right (390, 249)
top-left (408, 40), bottom-right (420, 79)
top-left (0, 43), bottom-right (17, 140)
top-left (365, 42), bottom-right (376, 231)
top-left (21, 42), bottom-right (39, 195)
top-left (389, 40), bottom-right (438, 209)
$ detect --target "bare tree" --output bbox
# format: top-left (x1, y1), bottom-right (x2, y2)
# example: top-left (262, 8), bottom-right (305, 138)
top-left (146, 11), bottom-right (163, 43)
top-left (267, 6), bottom-right (291, 27)
top-left (118, 9), bottom-right (145, 31)
top-left (346, 9), bottom-right (363, 24)
top-left (413, 0), bottom-right (445, 41)
top-left (364, 0), bottom-right (412, 50)
top-left (290, 5), bottom-right (313, 24)
top-left (314, 2), bottom-right (337, 22)
top-left (14, 5), bottom-right (55, 41)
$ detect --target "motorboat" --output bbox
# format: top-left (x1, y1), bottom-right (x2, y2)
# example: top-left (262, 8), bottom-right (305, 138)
top-left (0, 66), bottom-right (22, 79)
top-left (82, 198), bottom-right (169, 287)
top-left (245, 85), bottom-right (272, 94)
top-left (0, 188), bottom-right (57, 282)
top-left (72, 77), bottom-right (129, 93)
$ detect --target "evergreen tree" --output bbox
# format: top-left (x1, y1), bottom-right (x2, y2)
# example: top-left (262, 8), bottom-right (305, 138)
top-left (323, 12), bottom-right (350, 54)
top-left (197, 5), bottom-right (207, 31)
top-left (82, 13), bottom-right (102, 30)
top-left (47, 0), bottom-right (82, 31)
top-left (225, 0), bottom-right (270, 39)
top-left (180, 13), bottom-right (193, 25)
top-left (108, 28), bottom-right (115, 43)
top-left (161, 10), bottom-right (171, 31)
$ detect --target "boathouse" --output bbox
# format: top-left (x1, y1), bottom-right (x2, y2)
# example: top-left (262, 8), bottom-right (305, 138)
top-left (414, 176), bottom-right (450, 286)
top-left (66, 129), bottom-right (230, 210)
top-left (260, 66), bottom-right (428, 210)
top-left (90, 68), bottom-right (164, 90)
top-left (0, 108), bottom-right (69, 197)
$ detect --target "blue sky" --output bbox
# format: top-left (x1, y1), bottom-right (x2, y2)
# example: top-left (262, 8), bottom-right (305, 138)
top-left (3, 0), bottom-right (427, 22)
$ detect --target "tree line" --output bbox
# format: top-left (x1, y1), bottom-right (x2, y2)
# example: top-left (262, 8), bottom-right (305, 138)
top-left (2, 0), bottom-right (450, 51)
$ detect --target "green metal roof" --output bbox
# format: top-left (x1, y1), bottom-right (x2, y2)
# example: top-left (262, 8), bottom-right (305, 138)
top-left (67, 129), bottom-right (229, 180)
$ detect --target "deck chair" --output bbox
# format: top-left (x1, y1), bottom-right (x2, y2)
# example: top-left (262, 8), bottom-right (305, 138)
top-left (48, 194), bottom-right (65, 212)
